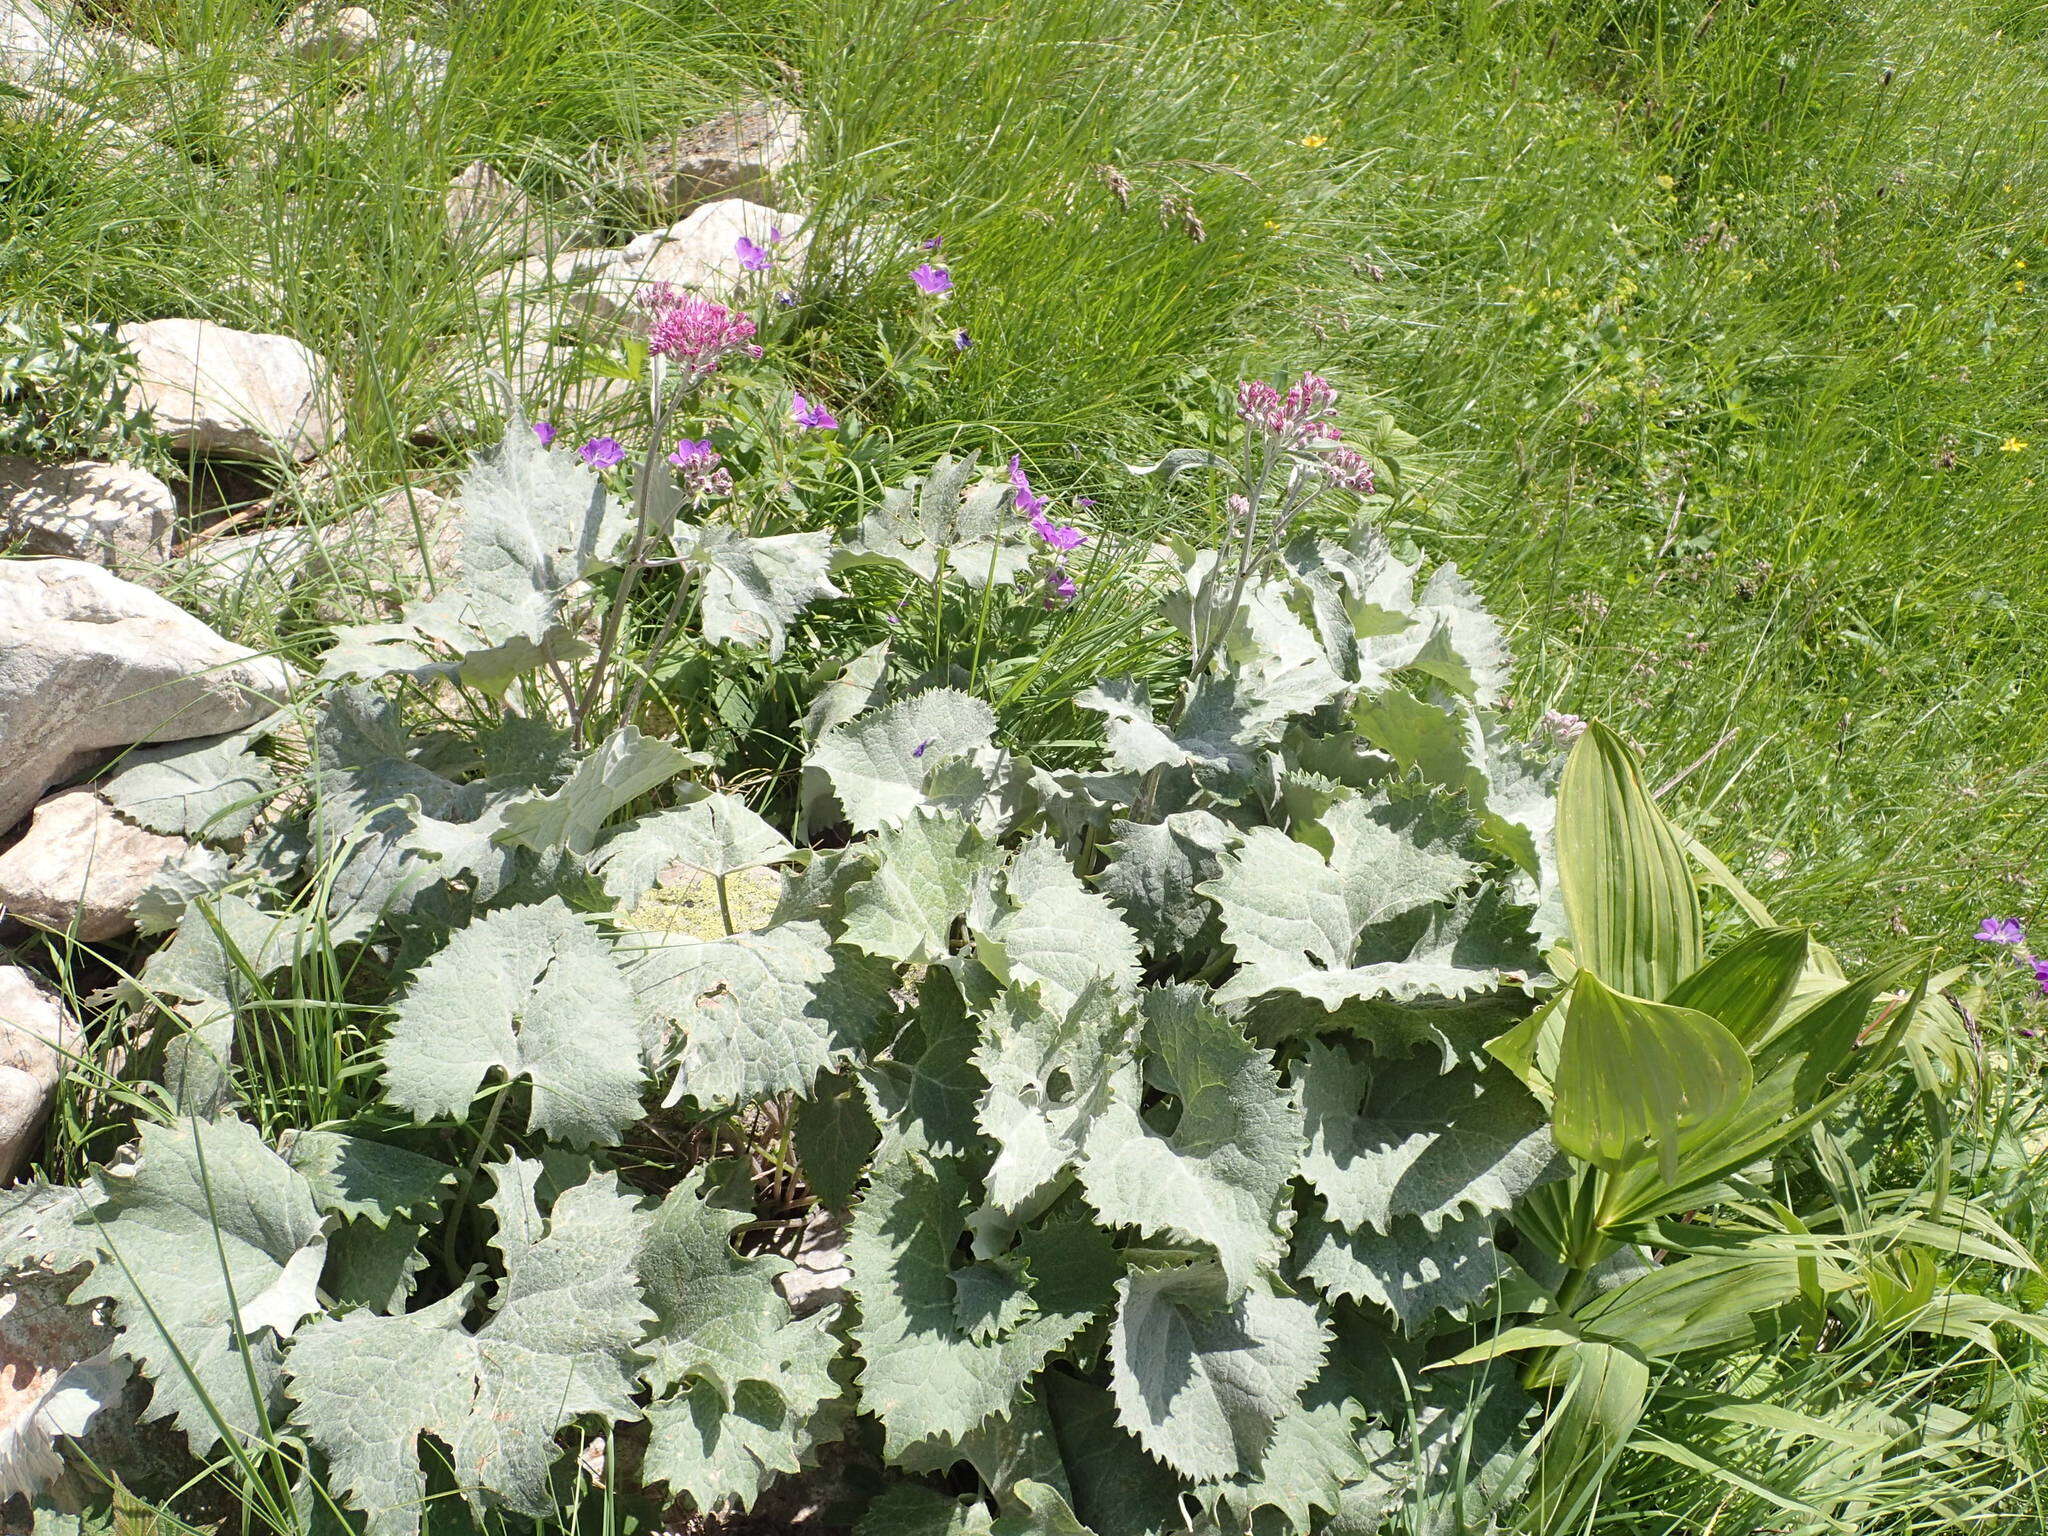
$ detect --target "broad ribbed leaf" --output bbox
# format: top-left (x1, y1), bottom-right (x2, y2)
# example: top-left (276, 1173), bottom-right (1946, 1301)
top-left (976, 836), bottom-right (1142, 1010)
top-left (67, 1118), bottom-right (326, 1456)
top-left (593, 793), bottom-right (790, 903)
top-left (1664, 926), bottom-right (1810, 1048)
top-left (841, 811), bottom-right (1001, 964)
top-left (809, 689), bottom-right (999, 833)
top-left (1107, 1262), bottom-right (1327, 1484)
top-left (492, 727), bottom-right (697, 855)
top-left (1556, 724), bottom-right (1701, 1001)
top-left (1297, 1043), bottom-right (1562, 1234)
top-left (680, 523), bottom-right (841, 660)
top-left (380, 898), bottom-right (645, 1146)
top-left (1552, 972), bottom-right (1752, 1180)
top-left (101, 729), bottom-right (279, 840)
top-left (1077, 987), bottom-right (1303, 1297)
top-left (288, 1163), bottom-right (651, 1536)
top-left (1292, 1205), bottom-right (1502, 1330)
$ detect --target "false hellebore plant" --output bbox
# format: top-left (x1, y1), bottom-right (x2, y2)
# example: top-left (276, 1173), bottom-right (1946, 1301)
top-left (0, 359), bottom-right (1976, 1536)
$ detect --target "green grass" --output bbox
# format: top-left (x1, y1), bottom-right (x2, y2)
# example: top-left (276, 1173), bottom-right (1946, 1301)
top-left (8, 0), bottom-right (2048, 1529)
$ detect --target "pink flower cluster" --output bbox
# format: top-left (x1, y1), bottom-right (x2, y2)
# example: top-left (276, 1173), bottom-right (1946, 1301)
top-left (642, 286), bottom-right (760, 373)
top-left (1236, 372), bottom-right (1338, 444)
top-left (666, 438), bottom-right (732, 501)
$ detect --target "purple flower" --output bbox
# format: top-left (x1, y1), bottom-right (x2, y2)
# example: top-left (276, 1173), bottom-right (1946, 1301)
top-left (1075, 497), bottom-right (1095, 508)
top-left (1008, 454), bottom-right (1046, 517)
top-left (2031, 956), bottom-right (2048, 987)
top-left (1322, 445), bottom-right (1376, 495)
top-left (776, 289), bottom-right (799, 308)
top-left (1029, 510), bottom-right (1088, 552)
top-left (642, 286), bottom-right (758, 374)
top-left (665, 437), bottom-right (731, 498)
top-left (911, 263), bottom-right (953, 295)
top-left (735, 235), bottom-right (773, 272)
top-left (768, 226), bottom-right (785, 245)
top-left (1542, 710), bottom-right (1590, 746)
top-left (921, 235), bottom-right (944, 251)
top-left (954, 328), bottom-right (973, 351)
top-left (667, 437), bottom-right (716, 466)
top-left (1236, 371), bottom-right (1340, 444)
top-left (1978, 917), bottom-right (2027, 946)
top-left (531, 420), bottom-right (557, 448)
top-left (912, 738), bottom-right (931, 758)
top-left (579, 436), bottom-right (625, 469)
top-left (1044, 565), bottom-right (1079, 606)
top-left (792, 392), bottom-right (838, 430)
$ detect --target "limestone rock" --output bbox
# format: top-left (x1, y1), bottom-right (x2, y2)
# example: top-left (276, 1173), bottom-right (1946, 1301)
top-left (280, 1), bottom-right (377, 63)
top-left (0, 559), bottom-right (294, 833)
top-left (612, 99), bottom-right (804, 225)
top-left (775, 1207), bottom-right (850, 1319)
top-left (445, 161), bottom-right (550, 262)
top-left (0, 1268), bottom-right (123, 1502)
top-left (0, 965), bottom-right (80, 1182)
top-left (116, 319), bottom-right (342, 464)
top-left (0, 457), bottom-right (175, 570)
top-left (308, 484), bottom-right (462, 620)
top-left (0, 788), bottom-right (193, 942)
top-left (578, 197), bottom-right (805, 321)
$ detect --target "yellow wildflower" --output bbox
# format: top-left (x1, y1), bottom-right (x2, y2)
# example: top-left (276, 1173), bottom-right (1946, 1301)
top-left (2002, 437), bottom-right (2029, 452)
top-left (1655, 173), bottom-right (1676, 190)
top-left (1300, 134), bottom-right (1327, 148)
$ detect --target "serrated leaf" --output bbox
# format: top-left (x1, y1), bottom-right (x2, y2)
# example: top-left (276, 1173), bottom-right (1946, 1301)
top-left (1204, 793), bottom-right (1477, 1008)
top-left (848, 1153), bottom-right (1120, 1457)
top-left (643, 1375), bottom-right (834, 1516)
top-left (593, 792), bottom-right (790, 903)
top-left (1292, 1205), bottom-right (1503, 1330)
top-left (1296, 1043), bottom-right (1562, 1234)
top-left (68, 1118), bottom-right (327, 1455)
top-left (840, 811), bottom-right (1001, 964)
top-left (954, 1256), bottom-right (1039, 1343)
top-left (680, 523), bottom-right (842, 660)
top-left (1043, 1373), bottom-right (1190, 1536)
top-left (321, 424), bottom-right (627, 692)
top-left (628, 921), bottom-right (893, 1107)
top-left (975, 982), bottom-right (1132, 1219)
top-left (975, 837), bottom-right (1141, 1010)
top-left (804, 640), bottom-right (893, 743)
top-left (288, 1163), bottom-right (651, 1536)
top-left (379, 898), bottom-right (646, 1146)
top-left (1095, 811), bottom-right (1233, 957)
top-left (492, 727), bottom-right (697, 855)
top-left (1412, 565), bottom-right (1510, 708)
top-left (1077, 678), bottom-right (1255, 783)
top-left (1077, 987), bottom-right (1302, 1298)
top-left (793, 1070), bottom-right (879, 1208)
top-left (1221, 576), bottom-right (1350, 732)
top-left (1108, 1262), bottom-right (1327, 1484)
top-left (808, 689), bottom-right (999, 833)
top-left (838, 454), bottom-right (1035, 588)
top-left (100, 729), bottom-right (280, 840)
top-left (856, 1484), bottom-right (996, 1535)
top-left (862, 966), bottom-right (988, 1163)
top-left (283, 1131), bottom-right (453, 1228)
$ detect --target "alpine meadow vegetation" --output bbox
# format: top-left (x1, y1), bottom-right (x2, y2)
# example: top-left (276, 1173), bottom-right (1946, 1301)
top-left (6, 1), bottom-right (2048, 1534)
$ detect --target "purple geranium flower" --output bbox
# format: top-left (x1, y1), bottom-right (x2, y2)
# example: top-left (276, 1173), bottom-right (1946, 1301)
top-left (735, 235), bottom-right (773, 272)
top-left (911, 263), bottom-right (953, 295)
top-left (667, 437), bottom-right (716, 466)
top-left (792, 392), bottom-right (838, 430)
top-left (531, 420), bottom-right (557, 448)
top-left (769, 226), bottom-right (785, 245)
top-left (921, 235), bottom-right (943, 251)
top-left (1008, 454), bottom-right (1046, 517)
top-left (954, 328), bottom-right (973, 351)
top-left (1029, 510), bottom-right (1088, 552)
top-left (1044, 565), bottom-right (1079, 606)
top-left (1977, 916), bottom-right (2027, 946)
top-left (912, 738), bottom-right (931, 758)
top-left (579, 436), bottom-right (625, 469)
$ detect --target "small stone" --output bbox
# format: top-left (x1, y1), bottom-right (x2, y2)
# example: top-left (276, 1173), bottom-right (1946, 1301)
top-left (279, 1), bottom-right (377, 62)
top-left (116, 319), bottom-right (343, 464)
top-left (0, 1269), bottom-right (123, 1502)
top-left (775, 1207), bottom-right (850, 1319)
top-left (0, 788), bottom-right (195, 942)
top-left (612, 99), bottom-right (804, 225)
top-left (0, 965), bottom-right (80, 1182)
top-left (444, 161), bottom-right (549, 263)
top-left (0, 559), bottom-right (294, 833)
top-left (0, 457), bottom-right (174, 570)
top-left (578, 197), bottom-right (806, 321)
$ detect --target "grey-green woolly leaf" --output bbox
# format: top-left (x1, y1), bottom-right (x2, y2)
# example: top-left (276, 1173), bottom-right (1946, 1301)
top-left (1043, 1373), bottom-right (1191, 1536)
top-left (1222, 576), bottom-right (1350, 734)
top-left (1203, 792), bottom-right (1476, 1008)
top-left (1330, 1362), bottom-right (1536, 1536)
top-left (855, 1484), bottom-right (996, 1535)
top-left (1296, 1044), bottom-right (1562, 1235)
top-left (1108, 1263), bottom-right (1328, 1484)
top-left (861, 966), bottom-right (987, 1162)
top-left (974, 983), bottom-right (1132, 1218)
top-left (287, 1164), bottom-right (652, 1536)
top-left (1076, 678), bottom-right (1254, 782)
top-left (639, 1167), bottom-right (843, 1408)
top-left (1077, 987), bottom-right (1301, 1298)
top-left (839, 454), bottom-right (1035, 589)
top-left (1127, 446), bottom-right (1230, 480)
top-left (322, 1215), bottom-right (432, 1313)
top-left (917, 1389), bottom-right (1074, 1508)
top-left (808, 689), bottom-right (1000, 833)
top-left (680, 524), bottom-right (842, 660)
top-left (840, 811), bottom-right (1001, 964)
top-left (848, 1153), bottom-right (1121, 1458)
top-left (1281, 525), bottom-right (1420, 688)
top-left (642, 1375), bottom-right (830, 1516)
top-left (803, 639), bottom-right (892, 743)
top-left (593, 792), bottom-right (791, 903)
top-left (975, 836), bottom-right (1141, 1010)
top-left (627, 921), bottom-right (893, 1107)
top-left (1095, 812), bottom-right (1233, 957)
top-left (953, 1256), bottom-right (1039, 1343)
top-left (1292, 1205), bottom-right (1503, 1330)
top-left (492, 726), bottom-right (698, 855)
top-left (126, 892), bottom-right (302, 1013)
top-left (990, 1481), bottom-right (1096, 1536)
top-left (793, 1071), bottom-right (879, 1208)
top-left (100, 729), bottom-right (280, 840)
top-left (771, 844), bottom-right (876, 937)
top-left (1413, 564), bottom-right (1510, 708)
top-left (379, 898), bottom-right (645, 1146)
top-left (321, 424), bottom-right (626, 691)
top-left (283, 1131), bottom-right (453, 1227)
top-left (131, 845), bottom-right (233, 936)
top-left (67, 1118), bottom-right (327, 1455)
top-left (1202, 1370), bottom-right (1372, 1535)
top-left (0, 1183), bottom-right (95, 1274)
